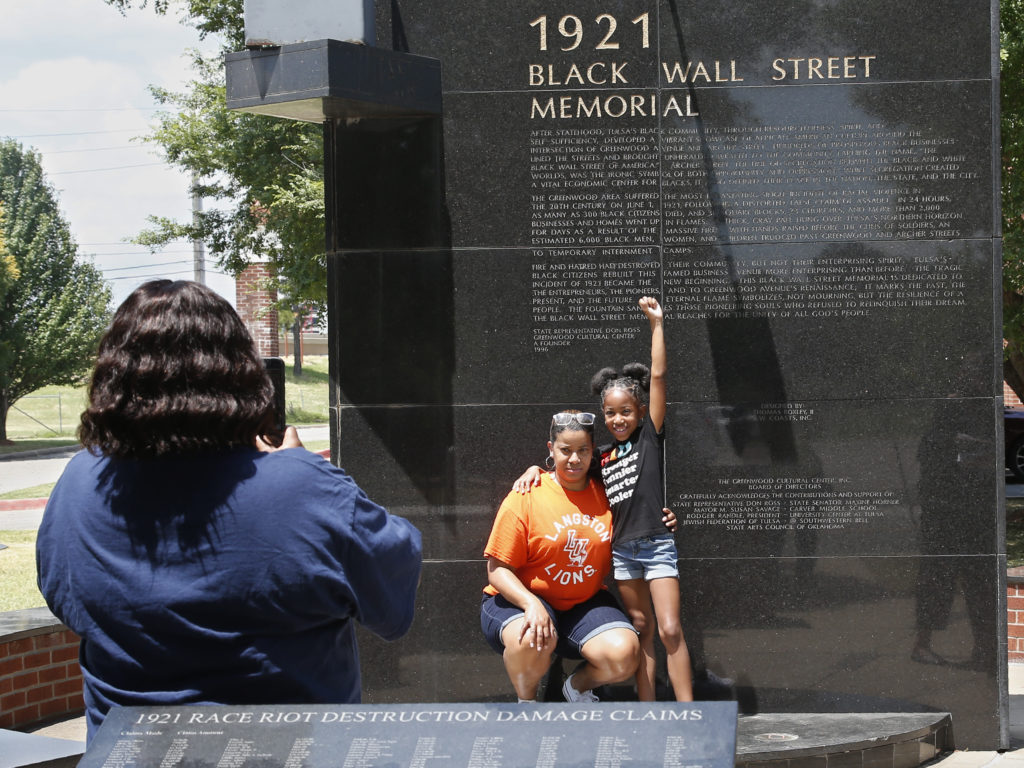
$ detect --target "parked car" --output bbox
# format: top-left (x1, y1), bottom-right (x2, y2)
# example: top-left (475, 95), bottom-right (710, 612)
top-left (1006, 407), bottom-right (1024, 480)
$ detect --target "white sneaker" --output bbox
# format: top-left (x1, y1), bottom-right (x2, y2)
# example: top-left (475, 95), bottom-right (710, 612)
top-left (562, 673), bottom-right (599, 703)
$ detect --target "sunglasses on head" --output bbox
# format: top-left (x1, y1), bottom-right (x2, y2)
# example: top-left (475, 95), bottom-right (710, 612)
top-left (552, 412), bottom-right (596, 426)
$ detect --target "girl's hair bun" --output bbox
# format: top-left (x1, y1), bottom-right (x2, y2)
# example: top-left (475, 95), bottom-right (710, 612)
top-left (590, 366), bottom-right (620, 396)
top-left (591, 363), bottom-right (650, 403)
top-left (621, 362), bottom-right (651, 391)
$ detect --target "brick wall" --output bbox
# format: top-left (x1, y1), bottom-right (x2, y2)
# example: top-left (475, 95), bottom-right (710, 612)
top-left (235, 263), bottom-right (279, 357)
top-left (1010, 570), bottom-right (1024, 663)
top-left (1006, 382), bottom-right (1022, 408)
top-left (0, 611), bottom-right (82, 730)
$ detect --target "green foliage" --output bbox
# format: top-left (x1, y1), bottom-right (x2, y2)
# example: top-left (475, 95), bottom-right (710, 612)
top-left (1004, 0), bottom-right (1024, 345)
top-left (0, 141), bottom-right (112, 441)
top-left (102, 0), bottom-right (326, 311)
top-left (1002, 0), bottom-right (1024, 395)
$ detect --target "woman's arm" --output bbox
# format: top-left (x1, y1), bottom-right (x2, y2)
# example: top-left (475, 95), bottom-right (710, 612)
top-left (639, 296), bottom-right (666, 432)
top-left (487, 556), bottom-right (556, 650)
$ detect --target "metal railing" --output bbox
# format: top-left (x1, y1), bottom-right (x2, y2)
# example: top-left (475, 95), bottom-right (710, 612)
top-left (7, 395), bottom-right (69, 437)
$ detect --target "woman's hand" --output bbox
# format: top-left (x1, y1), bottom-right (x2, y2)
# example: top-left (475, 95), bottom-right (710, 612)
top-left (513, 465), bottom-right (544, 494)
top-left (487, 557), bottom-right (556, 652)
top-left (662, 507), bottom-right (678, 533)
top-left (256, 425), bottom-right (303, 453)
top-left (520, 598), bottom-right (557, 652)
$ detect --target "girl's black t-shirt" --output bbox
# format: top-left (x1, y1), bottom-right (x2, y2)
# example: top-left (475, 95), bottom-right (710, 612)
top-left (598, 420), bottom-right (667, 545)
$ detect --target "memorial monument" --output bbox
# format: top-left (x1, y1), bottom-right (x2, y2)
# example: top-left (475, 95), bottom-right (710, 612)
top-left (227, 0), bottom-right (1006, 750)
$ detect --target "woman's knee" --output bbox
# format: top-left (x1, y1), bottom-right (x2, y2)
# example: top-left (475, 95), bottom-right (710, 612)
top-left (587, 629), bottom-right (641, 679)
top-left (503, 644), bottom-right (554, 684)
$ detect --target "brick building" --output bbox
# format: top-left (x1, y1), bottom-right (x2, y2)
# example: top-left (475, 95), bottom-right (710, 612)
top-left (235, 261), bottom-right (279, 357)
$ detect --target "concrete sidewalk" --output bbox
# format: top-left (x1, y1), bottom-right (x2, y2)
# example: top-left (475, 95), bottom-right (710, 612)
top-left (920, 665), bottom-right (1024, 766)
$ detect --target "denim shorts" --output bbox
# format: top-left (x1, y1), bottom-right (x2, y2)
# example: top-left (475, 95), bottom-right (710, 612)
top-left (612, 533), bottom-right (679, 581)
top-left (480, 590), bottom-right (635, 659)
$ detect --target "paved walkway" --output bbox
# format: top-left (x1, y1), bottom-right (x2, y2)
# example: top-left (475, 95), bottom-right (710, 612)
top-left (929, 666), bottom-right (1024, 766)
top-left (0, 451), bottom-right (77, 494)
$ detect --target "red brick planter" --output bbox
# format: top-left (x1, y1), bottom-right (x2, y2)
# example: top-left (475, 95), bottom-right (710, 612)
top-left (0, 608), bottom-right (82, 730)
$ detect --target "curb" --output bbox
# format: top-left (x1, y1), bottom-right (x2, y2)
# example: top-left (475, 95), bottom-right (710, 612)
top-left (0, 497), bottom-right (48, 511)
top-left (0, 446), bottom-right (80, 462)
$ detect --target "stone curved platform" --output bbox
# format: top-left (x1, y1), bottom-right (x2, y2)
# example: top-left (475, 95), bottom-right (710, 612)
top-left (737, 712), bottom-right (953, 768)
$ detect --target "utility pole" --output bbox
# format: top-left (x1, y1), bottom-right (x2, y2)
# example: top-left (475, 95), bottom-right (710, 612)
top-left (191, 173), bottom-right (205, 284)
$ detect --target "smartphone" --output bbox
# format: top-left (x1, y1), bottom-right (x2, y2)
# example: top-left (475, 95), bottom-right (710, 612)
top-left (263, 357), bottom-right (287, 440)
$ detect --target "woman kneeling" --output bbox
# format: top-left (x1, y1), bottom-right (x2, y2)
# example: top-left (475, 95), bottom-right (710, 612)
top-left (480, 411), bottom-right (640, 702)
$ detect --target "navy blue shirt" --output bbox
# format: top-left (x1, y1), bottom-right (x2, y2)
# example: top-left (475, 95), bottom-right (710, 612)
top-left (36, 447), bottom-right (422, 742)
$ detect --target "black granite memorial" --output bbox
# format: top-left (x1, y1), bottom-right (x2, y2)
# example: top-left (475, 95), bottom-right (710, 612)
top-left (326, 0), bottom-right (1005, 750)
top-left (228, 0), bottom-right (1006, 752)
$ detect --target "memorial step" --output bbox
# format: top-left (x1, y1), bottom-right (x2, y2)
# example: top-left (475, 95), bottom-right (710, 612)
top-left (737, 712), bottom-right (953, 768)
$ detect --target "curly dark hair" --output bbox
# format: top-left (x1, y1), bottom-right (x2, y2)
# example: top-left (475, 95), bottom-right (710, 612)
top-left (590, 362), bottom-right (651, 404)
top-left (79, 280), bottom-right (276, 458)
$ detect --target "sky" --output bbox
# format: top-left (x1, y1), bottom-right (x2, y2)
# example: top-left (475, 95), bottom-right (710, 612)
top-left (0, 0), bottom-right (236, 307)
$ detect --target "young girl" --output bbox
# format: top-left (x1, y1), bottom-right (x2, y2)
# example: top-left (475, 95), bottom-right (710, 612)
top-left (515, 296), bottom-right (692, 701)
top-left (594, 296), bottom-right (692, 701)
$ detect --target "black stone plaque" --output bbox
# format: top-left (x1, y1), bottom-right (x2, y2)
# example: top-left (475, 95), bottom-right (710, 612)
top-left (79, 702), bottom-right (737, 768)
top-left (316, 0), bottom-right (1004, 751)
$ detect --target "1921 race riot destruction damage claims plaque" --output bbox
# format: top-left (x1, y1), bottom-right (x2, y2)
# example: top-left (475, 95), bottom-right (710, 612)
top-left (81, 703), bottom-right (738, 768)
top-left (319, 0), bottom-right (1005, 749)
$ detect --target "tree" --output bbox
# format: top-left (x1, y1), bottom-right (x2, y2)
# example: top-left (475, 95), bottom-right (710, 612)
top-left (0, 140), bottom-right (112, 442)
top-left (1004, 0), bottom-right (1024, 397)
top-left (277, 305), bottom-right (306, 377)
top-left (103, 0), bottom-right (327, 312)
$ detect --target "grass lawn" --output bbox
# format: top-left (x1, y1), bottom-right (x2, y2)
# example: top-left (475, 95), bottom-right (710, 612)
top-left (0, 483), bottom-right (56, 500)
top-left (2, 355), bottom-right (330, 445)
top-left (280, 355), bottom-right (330, 424)
top-left (0, 531), bottom-right (44, 611)
top-left (5, 386), bottom-right (88, 440)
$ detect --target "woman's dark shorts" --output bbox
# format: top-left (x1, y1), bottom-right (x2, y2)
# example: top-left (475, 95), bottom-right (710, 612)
top-left (480, 589), bottom-right (636, 659)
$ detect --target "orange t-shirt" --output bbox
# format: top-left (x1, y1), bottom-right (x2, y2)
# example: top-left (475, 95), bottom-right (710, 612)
top-left (483, 474), bottom-right (614, 611)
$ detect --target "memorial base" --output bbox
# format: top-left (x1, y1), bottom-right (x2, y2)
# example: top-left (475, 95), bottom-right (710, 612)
top-left (737, 713), bottom-right (953, 768)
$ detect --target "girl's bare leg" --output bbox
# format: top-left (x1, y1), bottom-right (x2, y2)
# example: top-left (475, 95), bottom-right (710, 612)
top-left (617, 578), bottom-right (658, 701)
top-left (649, 576), bottom-right (693, 701)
